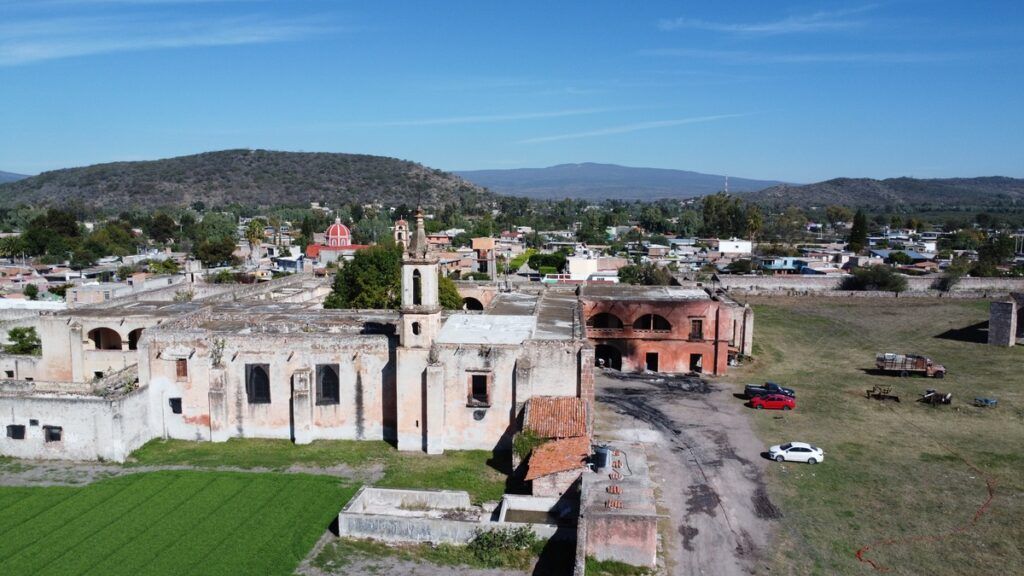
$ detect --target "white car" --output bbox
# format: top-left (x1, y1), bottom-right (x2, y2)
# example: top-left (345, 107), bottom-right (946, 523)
top-left (768, 442), bottom-right (824, 464)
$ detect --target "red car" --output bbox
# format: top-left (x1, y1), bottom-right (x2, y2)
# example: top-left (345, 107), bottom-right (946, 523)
top-left (750, 393), bottom-right (795, 410)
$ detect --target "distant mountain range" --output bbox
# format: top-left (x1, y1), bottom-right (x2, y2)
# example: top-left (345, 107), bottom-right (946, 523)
top-left (0, 150), bottom-right (492, 212)
top-left (743, 177), bottom-right (1024, 209)
top-left (456, 163), bottom-right (784, 201)
top-left (0, 171), bottom-right (28, 184)
top-left (3, 152), bottom-right (1020, 213)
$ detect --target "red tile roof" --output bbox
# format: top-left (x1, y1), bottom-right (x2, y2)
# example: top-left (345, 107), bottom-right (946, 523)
top-left (526, 396), bottom-right (588, 439)
top-left (525, 436), bottom-right (590, 481)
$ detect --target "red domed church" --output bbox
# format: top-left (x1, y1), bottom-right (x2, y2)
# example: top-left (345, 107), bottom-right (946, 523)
top-left (306, 217), bottom-right (370, 265)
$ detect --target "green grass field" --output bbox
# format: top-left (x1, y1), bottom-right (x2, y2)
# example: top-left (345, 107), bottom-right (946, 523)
top-left (130, 438), bottom-right (507, 503)
top-left (0, 470), bottom-right (353, 576)
top-left (730, 298), bottom-right (1024, 575)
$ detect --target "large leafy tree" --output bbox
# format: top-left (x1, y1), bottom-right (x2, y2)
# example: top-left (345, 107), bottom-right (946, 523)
top-left (438, 274), bottom-right (462, 310)
top-left (618, 263), bottom-right (673, 285)
top-left (6, 327), bottom-right (41, 355)
top-left (324, 245), bottom-right (402, 309)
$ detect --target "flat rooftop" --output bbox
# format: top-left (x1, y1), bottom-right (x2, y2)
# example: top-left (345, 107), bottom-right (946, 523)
top-left (57, 301), bottom-right (202, 318)
top-left (159, 304), bottom-right (397, 335)
top-left (581, 284), bottom-right (709, 302)
top-left (436, 314), bottom-right (537, 345)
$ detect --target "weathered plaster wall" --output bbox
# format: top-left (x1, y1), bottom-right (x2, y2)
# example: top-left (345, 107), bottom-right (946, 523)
top-left (0, 386), bottom-right (152, 462)
top-left (143, 330), bottom-right (392, 443)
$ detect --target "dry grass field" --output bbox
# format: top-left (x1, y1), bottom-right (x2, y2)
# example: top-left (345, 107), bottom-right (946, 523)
top-left (725, 297), bottom-right (1023, 576)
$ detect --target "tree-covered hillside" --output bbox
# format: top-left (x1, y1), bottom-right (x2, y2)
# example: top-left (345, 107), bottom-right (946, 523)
top-left (0, 150), bottom-right (494, 213)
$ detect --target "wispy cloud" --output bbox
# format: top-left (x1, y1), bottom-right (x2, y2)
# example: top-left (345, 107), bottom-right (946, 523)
top-left (658, 6), bottom-right (876, 35)
top-left (518, 114), bottom-right (746, 144)
top-left (348, 108), bottom-right (617, 128)
top-left (638, 48), bottom-right (960, 64)
top-left (0, 13), bottom-right (333, 66)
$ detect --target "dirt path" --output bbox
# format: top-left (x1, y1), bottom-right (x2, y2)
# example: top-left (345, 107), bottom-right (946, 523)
top-left (0, 458), bottom-right (382, 487)
top-left (594, 371), bottom-right (778, 576)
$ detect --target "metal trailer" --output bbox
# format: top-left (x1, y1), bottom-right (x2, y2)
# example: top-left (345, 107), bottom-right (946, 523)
top-left (875, 353), bottom-right (946, 378)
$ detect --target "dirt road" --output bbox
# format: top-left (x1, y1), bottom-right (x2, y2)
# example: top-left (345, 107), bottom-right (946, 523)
top-left (594, 371), bottom-right (779, 576)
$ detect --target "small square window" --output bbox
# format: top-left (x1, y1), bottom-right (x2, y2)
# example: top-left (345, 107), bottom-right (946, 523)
top-left (468, 373), bottom-right (490, 406)
top-left (94, 371), bottom-right (104, 380)
top-left (43, 426), bottom-right (62, 442)
top-left (29, 419), bottom-right (38, 426)
top-left (6, 425), bottom-right (25, 440)
top-left (168, 398), bottom-right (182, 414)
top-left (4, 370), bottom-right (13, 378)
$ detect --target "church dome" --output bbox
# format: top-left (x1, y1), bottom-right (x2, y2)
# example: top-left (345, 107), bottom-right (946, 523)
top-left (325, 218), bottom-right (351, 247)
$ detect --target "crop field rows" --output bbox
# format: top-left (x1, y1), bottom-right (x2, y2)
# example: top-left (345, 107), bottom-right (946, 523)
top-left (0, 470), bottom-right (353, 576)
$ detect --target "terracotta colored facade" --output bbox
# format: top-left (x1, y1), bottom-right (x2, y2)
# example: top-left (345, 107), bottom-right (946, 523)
top-left (581, 285), bottom-right (753, 376)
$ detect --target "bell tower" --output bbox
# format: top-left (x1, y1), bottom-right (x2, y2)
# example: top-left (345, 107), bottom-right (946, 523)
top-left (399, 208), bottom-right (441, 348)
top-left (396, 208), bottom-right (446, 453)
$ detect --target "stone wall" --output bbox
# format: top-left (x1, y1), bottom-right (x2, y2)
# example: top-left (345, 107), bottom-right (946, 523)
top-left (717, 275), bottom-right (1024, 297)
top-left (0, 384), bottom-right (152, 462)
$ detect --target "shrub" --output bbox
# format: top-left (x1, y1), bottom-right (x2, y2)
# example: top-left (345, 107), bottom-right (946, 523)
top-left (467, 527), bottom-right (539, 568)
top-left (513, 430), bottom-right (546, 460)
top-left (841, 265), bottom-right (908, 292)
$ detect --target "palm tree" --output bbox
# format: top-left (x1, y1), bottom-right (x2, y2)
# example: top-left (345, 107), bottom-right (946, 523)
top-left (245, 219), bottom-right (265, 266)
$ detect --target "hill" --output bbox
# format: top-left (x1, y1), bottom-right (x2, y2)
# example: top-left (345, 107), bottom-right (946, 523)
top-left (456, 163), bottom-right (782, 200)
top-left (745, 176), bottom-right (1024, 209)
top-left (0, 150), bottom-right (493, 212)
top-left (0, 171), bottom-right (28, 184)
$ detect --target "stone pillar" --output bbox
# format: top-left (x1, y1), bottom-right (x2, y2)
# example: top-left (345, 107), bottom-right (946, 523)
top-left (742, 306), bottom-right (755, 356)
top-left (424, 364), bottom-right (445, 455)
top-left (578, 345), bottom-right (595, 403)
top-left (988, 301), bottom-right (1017, 347)
top-left (208, 368), bottom-right (230, 442)
top-left (69, 323), bottom-right (85, 383)
top-left (291, 369), bottom-right (313, 445)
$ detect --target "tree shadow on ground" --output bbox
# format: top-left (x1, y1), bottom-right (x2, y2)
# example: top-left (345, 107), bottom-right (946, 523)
top-left (935, 320), bottom-right (989, 344)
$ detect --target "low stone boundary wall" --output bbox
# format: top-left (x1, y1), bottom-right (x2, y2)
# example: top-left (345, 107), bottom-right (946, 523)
top-left (337, 487), bottom-right (561, 545)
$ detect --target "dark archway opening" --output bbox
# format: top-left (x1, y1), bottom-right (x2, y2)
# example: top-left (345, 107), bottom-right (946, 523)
top-left (87, 327), bottom-right (123, 350)
top-left (127, 328), bottom-right (144, 351)
top-left (588, 312), bottom-right (624, 329)
top-left (462, 297), bottom-right (484, 311)
top-left (595, 344), bottom-right (622, 371)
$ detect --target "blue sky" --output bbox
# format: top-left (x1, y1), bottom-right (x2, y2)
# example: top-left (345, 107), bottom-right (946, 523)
top-left (1, 0), bottom-right (1022, 182)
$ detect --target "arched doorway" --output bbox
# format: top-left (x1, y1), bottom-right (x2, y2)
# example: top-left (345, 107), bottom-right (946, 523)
top-left (127, 328), bottom-right (144, 350)
top-left (594, 344), bottom-right (622, 371)
top-left (462, 297), bottom-right (484, 311)
top-left (87, 327), bottom-right (123, 350)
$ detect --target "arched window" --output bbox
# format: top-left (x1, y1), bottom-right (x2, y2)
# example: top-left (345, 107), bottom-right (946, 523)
top-left (87, 327), bottom-right (123, 350)
top-left (245, 364), bottom-right (271, 404)
top-left (633, 314), bottom-right (672, 331)
top-left (412, 269), bottom-right (422, 306)
top-left (462, 297), bottom-right (484, 311)
top-left (127, 328), bottom-right (144, 350)
top-left (588, 312), bottom-right (624, 329)
top-left (316, 364), bottom-right (340, 405)
top-left (412, 322), bottom-right (421, 335)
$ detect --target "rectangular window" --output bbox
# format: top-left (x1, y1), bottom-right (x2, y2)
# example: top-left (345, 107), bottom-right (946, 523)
top-left (4, 370), bottom-right (13, 378)
top-left (689, 319), bottom-right (703, 340)
top-left (316, 364), bottom-right (340, 405)
top-left (29, 419), bottom-right (38, 426)
top-left (6, 425), bottom-right (25, 440)
top-left (168, 398), bottom-right (182, 414)
top-left (43, 426), bottom-right (62, 442)
top-left (468, 373), bottom-right (490, 406)
top-left (245, 364), bottom-right (271, 404)
top-left (175, 359), bottom-right (188, 380)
